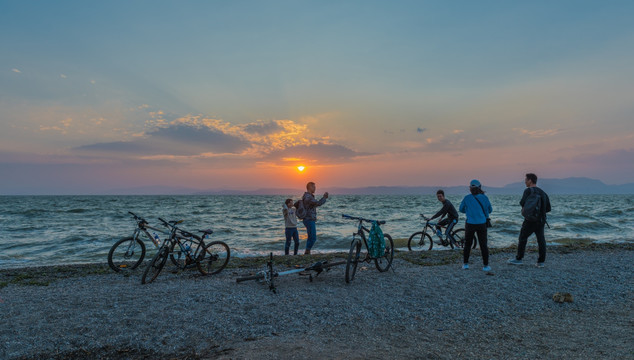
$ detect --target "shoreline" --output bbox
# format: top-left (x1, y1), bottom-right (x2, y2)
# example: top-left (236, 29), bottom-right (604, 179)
top-left (1, 242), bottom-right (631, 287)
top-left (1, 242), bottom-right (633, 359)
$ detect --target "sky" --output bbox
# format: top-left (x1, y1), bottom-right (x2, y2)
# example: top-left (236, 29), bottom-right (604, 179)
top-left (1, 1), bottom-right (634, 194)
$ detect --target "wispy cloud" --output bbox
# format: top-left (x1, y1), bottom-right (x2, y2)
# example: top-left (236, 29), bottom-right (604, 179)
top-left (265, 143), bottom-right (370, 163)
top-left (416, 127), bottom-right (426, 133)
top-left (38, 118), bottom-right (73, 135)
top-left (11, 68), bottom-right (21, 73)
top-left (514, 128), bottom-right (563, 138)
top-left (60, 74), bottom-right (67, 78)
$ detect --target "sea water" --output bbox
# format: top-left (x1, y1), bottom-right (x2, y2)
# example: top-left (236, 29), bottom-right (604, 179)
top-left (1, 194), bottom-right (633, 269)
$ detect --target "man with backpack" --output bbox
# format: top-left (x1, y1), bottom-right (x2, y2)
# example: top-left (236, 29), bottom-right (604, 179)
top-left (508, 173), bottom-right (551, 267)
top-left (297, 182), bottom-right (329, 255)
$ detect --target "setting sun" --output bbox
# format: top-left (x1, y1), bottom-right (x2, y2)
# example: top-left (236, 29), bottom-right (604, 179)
top-left (297, 166), bottom-right (305, 172)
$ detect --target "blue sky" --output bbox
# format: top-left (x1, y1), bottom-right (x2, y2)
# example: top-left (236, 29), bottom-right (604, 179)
top-left (1, 1), bottom-right (634, 194)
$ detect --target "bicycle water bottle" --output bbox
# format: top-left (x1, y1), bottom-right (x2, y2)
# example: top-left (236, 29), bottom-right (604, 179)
top-left (153, 232), bottom-right (160, 245)
top-left (184, 244), bottom-right (191, 254)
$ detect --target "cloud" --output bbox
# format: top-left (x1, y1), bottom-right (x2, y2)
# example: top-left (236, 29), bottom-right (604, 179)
top-left (73, 115), bottom-right (359, 162)
top-left (416, 127), bottom-right (426, 133)
top-left (74, 141), bottom-right (150, 153)
top-left (514, 128), bottom-right (563, 138)
top-left (12, 68), bottom-right (21, 73)
top-left (242, 120), bottom-right (282, 135)
top-left (265, 143), bottom-right (370, 163)
top-left (60, 74), bottom-right (67, 79)
top-left (37, 118), bottom-right (74, 134)
top-left (148, 123), bottom-right (249, 153)
top-left (75, 121), bottom-right (249, 157)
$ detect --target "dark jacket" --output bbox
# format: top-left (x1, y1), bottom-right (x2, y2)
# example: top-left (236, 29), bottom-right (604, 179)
top-left (302, 192), bottom-right (327, 221)
top-left (430, 199), bottom-right (459, 221)
top-left (520, 186), bottom-right (551, 222)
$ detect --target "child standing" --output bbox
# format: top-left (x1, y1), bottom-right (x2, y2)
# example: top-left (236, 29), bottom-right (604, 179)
top-left (283, 198), bottom-right (299, 255)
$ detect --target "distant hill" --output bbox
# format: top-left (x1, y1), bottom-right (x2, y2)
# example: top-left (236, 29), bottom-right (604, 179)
top-left (498, 177), bottom-right (634, 195)
top-left (101, 177), bottom-right (634, 195)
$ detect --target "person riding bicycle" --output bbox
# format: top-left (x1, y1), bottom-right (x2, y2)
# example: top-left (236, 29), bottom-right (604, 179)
top-left (429, 189), bottom-right (459, 244)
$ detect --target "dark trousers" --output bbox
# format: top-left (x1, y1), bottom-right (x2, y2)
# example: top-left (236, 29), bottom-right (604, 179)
top-left (284, 227), bottom-right (299, 255)
top-left (436, 218), bottom-right (457, 240)
top-left (463, 223), bottom-right (489, 266)
top-left (516, 220), bottom-right (546, 263)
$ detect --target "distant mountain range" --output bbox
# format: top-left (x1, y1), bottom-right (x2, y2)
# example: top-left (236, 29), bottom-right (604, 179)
top-left (103, 177), bottom-right (634, 195)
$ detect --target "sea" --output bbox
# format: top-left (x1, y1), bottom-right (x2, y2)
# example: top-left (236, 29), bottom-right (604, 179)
top-left (1, 194), bottom-right (633, 269)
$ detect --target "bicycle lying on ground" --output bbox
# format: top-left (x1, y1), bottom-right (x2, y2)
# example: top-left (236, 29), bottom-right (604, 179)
top-left (108, 212), bottom-right (169, 272)
top-left (141, 218), bottom-right (230, 284)
top-left (407, 214), bottom-right (468, 251)
top-left (342, 214), bottom-right (394, 283)
top-left (236, 252), bottom-right (346, 293)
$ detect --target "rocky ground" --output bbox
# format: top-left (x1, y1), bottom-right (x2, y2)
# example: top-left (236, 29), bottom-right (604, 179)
top-left (1, 243), bottom-right (632, 359)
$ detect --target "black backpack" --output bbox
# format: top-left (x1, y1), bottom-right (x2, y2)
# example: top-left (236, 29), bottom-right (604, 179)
top-left (521, 187), bottom-right (543, 222)
top-left (294, 199), bottom-right (307, 220)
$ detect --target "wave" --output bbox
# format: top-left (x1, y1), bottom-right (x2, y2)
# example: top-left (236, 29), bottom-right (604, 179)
top-left (557, 220), bottom-right (618, 232)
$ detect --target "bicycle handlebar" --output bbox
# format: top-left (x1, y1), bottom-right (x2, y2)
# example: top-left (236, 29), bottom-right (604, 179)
top-left (128, 211), bottom-right (147, 224)
top-left (342, 214), bottom-right (386, 225)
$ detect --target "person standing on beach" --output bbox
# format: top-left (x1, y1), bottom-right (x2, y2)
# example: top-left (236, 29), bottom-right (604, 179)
top-left (508, 173), bottom-right (551, 268)
top-left (459, 179), bottom-right (492, 271)
top-left (429, 189), bottom-right (459, 245)
top-left (282, 198), bottom-right (299, 255)
top-left (302, 182), bottom-right (329, 255)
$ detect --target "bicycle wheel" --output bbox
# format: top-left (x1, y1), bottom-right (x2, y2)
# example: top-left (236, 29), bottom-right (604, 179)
top-left (450, 228), bottom-right (465, 248)
top-left (169, 237), bottom-right (202, 270)
top-left (141, 246), bottom-right (169, 284)
top-left (197, 241), bottom-right (231, 275)
top-left (375, 233), bottom-right (394, 272)
top-left (108, 237), bottom-right (146, 272)
top-left (345, 239), bottom-right (361, 283)
top-left (407, 231), bottom-right (433, 251)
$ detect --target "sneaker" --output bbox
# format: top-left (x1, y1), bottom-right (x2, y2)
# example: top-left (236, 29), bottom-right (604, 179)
top-left (508, 258), bottom-right (523, 265)
top-left (536, 262), bottom-right (545, 268)
top-left (483, 265), bottom-right (491, 272)
top-left (462, 264), bottom-right (469, 270)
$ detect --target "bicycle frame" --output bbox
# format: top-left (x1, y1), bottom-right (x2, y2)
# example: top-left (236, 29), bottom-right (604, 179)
top-left (236, 252), bottom-right (347, 293)
top-left (158, 218), bottom-right (214, 265)
top-left (420, 214), bottom-right (454, 244)
top-left (123, 212), bottom-right (168, 256)
top-left (344, 214), bottom-right (386, 260)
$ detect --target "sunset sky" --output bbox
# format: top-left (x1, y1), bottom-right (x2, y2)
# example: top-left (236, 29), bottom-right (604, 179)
top-left (2, 1), bottom-right (633, 194)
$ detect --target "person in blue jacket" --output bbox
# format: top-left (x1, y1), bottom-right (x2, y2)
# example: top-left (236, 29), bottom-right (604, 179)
top-left (459, 179), bottom-right (493, 271)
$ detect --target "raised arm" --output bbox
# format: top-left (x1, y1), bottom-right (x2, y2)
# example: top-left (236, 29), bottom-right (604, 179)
top-left (304, 193), bottom-right (327, 208)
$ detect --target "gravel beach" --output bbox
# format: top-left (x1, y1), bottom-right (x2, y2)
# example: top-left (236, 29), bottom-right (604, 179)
top-left (1, 244), bottom-right (632, 359)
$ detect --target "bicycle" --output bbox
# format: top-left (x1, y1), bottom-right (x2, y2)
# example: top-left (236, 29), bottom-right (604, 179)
top-left (141, 218), bottom-right (230, 284)
top-left (108, 212), bottom-right (170, 272)
top-left (236, 252), bottom-right (346, 293)
top-left (407, 214), bottom-right (468, 251)
top-left (342, 214), bottom-right (394, 283)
